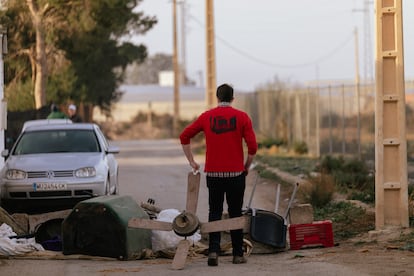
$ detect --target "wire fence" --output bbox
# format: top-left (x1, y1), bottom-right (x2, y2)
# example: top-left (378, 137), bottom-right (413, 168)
top-left (235, 80), bottom-right (414, 161)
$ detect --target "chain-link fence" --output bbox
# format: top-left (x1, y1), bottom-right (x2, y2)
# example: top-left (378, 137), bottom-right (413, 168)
top-left (235, 80), bottom-right (414, 161)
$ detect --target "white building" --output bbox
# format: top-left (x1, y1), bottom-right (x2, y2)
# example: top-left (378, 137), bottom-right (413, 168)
top-left (93, 85), bottom-right (206, 122)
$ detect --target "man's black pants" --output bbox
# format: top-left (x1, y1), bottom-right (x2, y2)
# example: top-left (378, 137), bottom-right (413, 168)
top-left (206, 173), bottom-right (245, 257)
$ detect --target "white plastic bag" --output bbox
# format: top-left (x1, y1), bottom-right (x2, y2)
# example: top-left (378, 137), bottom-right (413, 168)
top-left (0, 223), bottom-right (44, 256)
top-left (151, 209), bottom-right (201, 252)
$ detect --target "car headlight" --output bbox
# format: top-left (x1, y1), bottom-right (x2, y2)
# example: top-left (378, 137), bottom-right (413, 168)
top-left (75, 167), bottom-right (96, 178)
top-left (6, 169), bottom-right (27, 180)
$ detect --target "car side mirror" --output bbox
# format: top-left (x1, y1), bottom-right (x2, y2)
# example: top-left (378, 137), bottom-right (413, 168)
top-left (107, 146), bottom-right (120, 154)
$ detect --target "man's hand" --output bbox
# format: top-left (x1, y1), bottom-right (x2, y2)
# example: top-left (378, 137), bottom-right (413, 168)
top-left (190, 160), bottom-right (200, 171)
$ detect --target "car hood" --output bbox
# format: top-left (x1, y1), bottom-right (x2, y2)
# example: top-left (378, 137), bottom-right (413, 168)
top-left (4, 153), bottom-right (103, 171)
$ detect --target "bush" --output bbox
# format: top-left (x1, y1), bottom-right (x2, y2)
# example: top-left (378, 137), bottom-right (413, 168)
top-left (300, 173), bottom-right (335, 208)
top-left (314, 201), bottom-right (375, 240)
top-left (318, 155), bottom-right (344, 173)
top-left (317, 155), bottom-right (374, 203)
top-left (293, 141), bottom-right (308, 155)
top-left (258, 137), bottom-right (286, 149)
top-left (255, 155), bottom-right (318, 175)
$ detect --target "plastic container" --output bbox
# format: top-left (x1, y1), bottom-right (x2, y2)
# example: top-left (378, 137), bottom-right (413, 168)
top-left (62, 195), bottom-right (152, 260)
top-left (288, 220), bottom-right (334, 250)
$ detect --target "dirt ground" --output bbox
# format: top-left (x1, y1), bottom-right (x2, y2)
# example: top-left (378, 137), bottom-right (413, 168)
top-left (1, 139), bottom-right (414, 275)
top-left (108, 134), bottom-right (414, 275)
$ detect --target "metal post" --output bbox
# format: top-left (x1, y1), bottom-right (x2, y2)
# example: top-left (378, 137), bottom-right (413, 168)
top-left (328, 85), bottom-right (333, 155)
top-left (306, 87), bottom-right (310, 152)
top-left (354, 27), bottom-right (362, 160)
top-left (0, 25), bottom-right (7, 168)
top-left (315, 66), bottom-right (320, 158)
top-left (315, 87), bottom-right (320, 158)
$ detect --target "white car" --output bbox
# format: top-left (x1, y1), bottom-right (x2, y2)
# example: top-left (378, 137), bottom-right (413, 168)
top-left (0, 119), bottom-right (119, 213)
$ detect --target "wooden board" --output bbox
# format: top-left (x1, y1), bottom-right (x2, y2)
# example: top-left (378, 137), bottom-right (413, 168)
top-left (186, 171), bottom-right (200, 214)
top-left (199, 216), bottom-right (250, 234)
top-left (171, 239), bottom-right (190, 270)
top-left (128, 218), bottom-right (172, 231)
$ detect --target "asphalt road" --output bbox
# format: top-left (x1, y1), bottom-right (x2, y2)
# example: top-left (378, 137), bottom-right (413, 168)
top-left (1, 139), bottom-right (413, 276)
top-left (114, 139), bottom-right (210, 221)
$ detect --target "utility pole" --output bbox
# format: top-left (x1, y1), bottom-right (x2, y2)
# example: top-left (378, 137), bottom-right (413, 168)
top-left (375, 0), bottom-right (408, 228)
top-left (205, 0), bottom-right (217, 109)
top-left (178, 0), bottom-right (187, 85)
top-left (172, 0), bottom-right (180, 137)
top-left (0, 25), bottom-right (7, 168)
top-left (341, 84), bottom-right (346, 155)
top-left (353, 0), bottom-right (374, 84)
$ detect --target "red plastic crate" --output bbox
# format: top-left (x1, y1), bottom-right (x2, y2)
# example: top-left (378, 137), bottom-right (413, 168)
top-left (288, 220), bottom-right (334, 250)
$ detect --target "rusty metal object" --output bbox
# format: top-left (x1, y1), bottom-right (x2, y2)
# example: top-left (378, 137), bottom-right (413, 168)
top-left (172, 211), bottom-right (199, 237)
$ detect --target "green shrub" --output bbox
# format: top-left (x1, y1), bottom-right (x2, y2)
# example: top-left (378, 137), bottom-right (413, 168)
top-left (348, 190), bottom-right (374, 203)
top-left (293, 141), bottom-right (308, 155)
top-left (300, 173), bottom-right (335, 208)
top-left (258, 169), bottom-right (280, 182)
top-left (314, 201), bottom-right (375, 240)
top-left (318, 155), bottom-right (344, 173)
top-left (258, 137), bottom-right (286, 149)
top-left (318, 155), bottom-right (374, 203)
top-left (255, 155), bottom-right (318, 175)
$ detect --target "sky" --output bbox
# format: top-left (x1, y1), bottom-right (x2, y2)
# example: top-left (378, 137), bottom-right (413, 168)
top-left (130, 0), bottom-right (414, 92)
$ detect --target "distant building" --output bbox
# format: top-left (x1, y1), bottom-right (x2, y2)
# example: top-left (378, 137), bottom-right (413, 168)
top-left (93, 85), bottom-right (205, 122)
top-left (158, 71), bottom-right (174, 87)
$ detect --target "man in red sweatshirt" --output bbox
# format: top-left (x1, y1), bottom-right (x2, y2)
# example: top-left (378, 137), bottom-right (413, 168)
top-left (180, 83), bottom-right (257, 266)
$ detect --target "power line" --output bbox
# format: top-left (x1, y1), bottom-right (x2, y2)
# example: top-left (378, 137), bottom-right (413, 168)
top-left (189, 15), bottom-right (354, 69)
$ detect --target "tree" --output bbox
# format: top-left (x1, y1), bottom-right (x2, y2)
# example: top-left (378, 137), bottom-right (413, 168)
top-left (1, 0), bottom-right (72, 109)
top-left (1, 0), bottom-right (157, 113)
top-left (26, 0), bottom-right (47, 109)
top-left (56, 0), bottom-right (157, 113)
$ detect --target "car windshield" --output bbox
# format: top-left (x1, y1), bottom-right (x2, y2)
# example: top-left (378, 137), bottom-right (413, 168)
top-left (13, 129), bottom-right (101, 155)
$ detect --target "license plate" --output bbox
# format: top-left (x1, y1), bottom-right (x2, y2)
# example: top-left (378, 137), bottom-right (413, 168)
top-left (34, 183), bottom-right (67, 191)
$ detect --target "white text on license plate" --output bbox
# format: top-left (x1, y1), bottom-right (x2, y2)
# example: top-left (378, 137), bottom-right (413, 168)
top-left (34, 183), bottom-right (67, 191)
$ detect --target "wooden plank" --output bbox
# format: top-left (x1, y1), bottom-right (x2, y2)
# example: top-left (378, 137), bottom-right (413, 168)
top-left (128, 218), bottom-right (172, 231)
top-left (186, 171), bottom-right (200, 214)
top-left (3, 250), bottom-right (116, 260)
top-left (171, 239), bottom-right (190, 270)
top-left (0, 207), bottom-right (26, 235)
top-left (199, 216), bottom-right (250, 234)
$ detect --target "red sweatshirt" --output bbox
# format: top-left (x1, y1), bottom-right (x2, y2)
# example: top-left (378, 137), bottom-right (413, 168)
top-left (180, 105), bottom-right (257, 172)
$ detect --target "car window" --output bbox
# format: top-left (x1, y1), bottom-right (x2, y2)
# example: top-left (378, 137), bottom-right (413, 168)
top-left (95, 127), bottom-right (109, 150)
top-left (13, 129), bottom-right (101, 155)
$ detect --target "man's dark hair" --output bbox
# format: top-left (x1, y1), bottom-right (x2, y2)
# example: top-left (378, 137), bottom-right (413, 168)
top-left (216, 84), bottom-right (234, 102)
